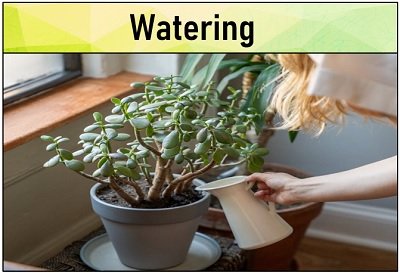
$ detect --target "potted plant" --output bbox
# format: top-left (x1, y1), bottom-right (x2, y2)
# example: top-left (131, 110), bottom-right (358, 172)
top-left (194, 54), bottom-right (324, 270)
top-left (40, 60), bottom-right (269, 270)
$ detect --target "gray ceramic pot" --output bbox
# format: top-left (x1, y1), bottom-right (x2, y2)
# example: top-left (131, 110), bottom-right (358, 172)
top-left (90, 178), bottom-right (210, 270)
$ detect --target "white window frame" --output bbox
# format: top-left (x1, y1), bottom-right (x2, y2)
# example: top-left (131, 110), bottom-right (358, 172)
top-left (4, 54), bottom-right (82, 105)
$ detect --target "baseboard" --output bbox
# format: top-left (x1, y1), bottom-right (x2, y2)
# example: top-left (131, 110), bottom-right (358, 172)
top-left (306, 202), bottom-right (397, 252)
top-left (18, 214), bottom-right (102, 265)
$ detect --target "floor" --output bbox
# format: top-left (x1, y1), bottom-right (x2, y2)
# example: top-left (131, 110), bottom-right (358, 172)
top-left (4, 237), bottom-right (397, 271)
top-left (295, 237), bottom-right (398, 271)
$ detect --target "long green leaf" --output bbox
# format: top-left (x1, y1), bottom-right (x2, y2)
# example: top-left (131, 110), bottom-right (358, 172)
top-left (191, 65), bottom-right (208, 87)
top-left (200, 54), bottom-right (226, 90)
top-left (192, 57), bottom-right (247, 89)
top-left (243, 64), bottom-right (280, 110)
top-left (216, 59), bottom-right (250, 70)
top-left (180, 54), bottom-right (204, 83)
top-left (288, 131), bottom-right (299, 143)
top-left (242, 64), bottom-right (281, 133)
top-left (203, 54), bottom-right (226, 88)
top-left (217, 64), bottom-right (269, 93)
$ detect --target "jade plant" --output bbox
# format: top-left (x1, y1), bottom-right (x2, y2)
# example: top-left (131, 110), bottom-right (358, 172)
top-left (41, 73), bottom-right (268, 208)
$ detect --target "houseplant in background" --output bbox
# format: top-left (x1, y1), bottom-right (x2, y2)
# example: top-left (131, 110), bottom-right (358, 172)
top-left (40, 55), bottom-right (269, 270)
top-left (239, 54), bottom-right (323, 270)
top-left (193, 54), bottom-right (324, 270)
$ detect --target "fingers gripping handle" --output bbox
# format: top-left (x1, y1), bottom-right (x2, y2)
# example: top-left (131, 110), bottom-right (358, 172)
top-left (246, 181), bottom-right (276, 213)
top-left (245, 180), bottom-right (254, 191)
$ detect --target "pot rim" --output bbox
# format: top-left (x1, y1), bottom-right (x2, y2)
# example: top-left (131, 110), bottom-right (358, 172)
top-left (274, 201), bottom-right (323, 213)
top-left (195, 175), bottom-right (248, 191)
top-left (90, 177), bottom-right (210, 212)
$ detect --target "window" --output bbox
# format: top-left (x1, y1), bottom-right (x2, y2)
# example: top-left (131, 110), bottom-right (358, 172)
top-left (3, 54), bottom-right (81, 105)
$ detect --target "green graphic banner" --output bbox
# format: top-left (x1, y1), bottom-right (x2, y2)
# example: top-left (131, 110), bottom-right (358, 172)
top-left (4, 3), bottom-right (397, 52)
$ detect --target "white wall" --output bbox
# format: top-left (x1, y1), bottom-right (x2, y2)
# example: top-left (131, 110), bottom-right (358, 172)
top-left (4, 110), bottom-right (103, 265)
top-left (123, 54), bottom-right (180, 76)
top-left (82, 54), bottom-right (180, 78)
top-left (266, 115), bottom-right (397, 209)
top-left (266, 115), bottom-right (397, 251)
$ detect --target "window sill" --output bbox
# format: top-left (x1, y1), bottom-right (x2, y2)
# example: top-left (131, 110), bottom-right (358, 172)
top-left (4, 72), bottom-right (153, 152)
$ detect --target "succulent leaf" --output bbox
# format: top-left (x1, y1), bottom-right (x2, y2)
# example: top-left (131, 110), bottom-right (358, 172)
top-left (100, 160), bottom-right (113, 177)
top-left (105, 115), bottom-right (125, 124)
top-left (40, 135), bottom-right (54, 142)
top-left (161, 146), bottom-right (180, 159)
top-left (84, 124), bottom-right (100, 133)
top-left (162, 130), bottom-right (179, 149)
top-left (194, 139), bottom-right (211, 155)
top-left (43, 155), bottom-right (60, 168)
top-left (214, 129), bottom-right (233, 144)
top-left (59, 149), bottom-right (73, 160)
top-left (93, 112), bottom-right (103, 122)
top-left (65, 160), bottom-right (85, 172)
top-left (196, 128), bottom-right (208, 143)
top-left (114, 133), bottom-right (131, 141)
top-left (46, 143), bottom-right (57, 151)
top-left (115, 166), bottom-right (133, 177)
top-left (80, 133), bottom-right (100, 142)
top-left (129, 117), bottom-right (150, 130)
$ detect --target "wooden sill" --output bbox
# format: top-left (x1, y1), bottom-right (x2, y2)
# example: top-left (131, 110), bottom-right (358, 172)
top-left (4, 72), bottom-right (153, 152)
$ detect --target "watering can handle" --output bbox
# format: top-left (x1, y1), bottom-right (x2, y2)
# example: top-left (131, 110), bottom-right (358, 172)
top-left (246, 181), bottom-right (276, 213)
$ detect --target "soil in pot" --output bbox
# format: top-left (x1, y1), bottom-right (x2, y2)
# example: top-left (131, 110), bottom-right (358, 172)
top-left (96, 179), bottom-right (203, 208)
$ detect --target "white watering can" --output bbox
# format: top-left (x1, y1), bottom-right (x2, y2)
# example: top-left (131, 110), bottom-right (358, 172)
top-left (196, 176), bottom-right (293, 250)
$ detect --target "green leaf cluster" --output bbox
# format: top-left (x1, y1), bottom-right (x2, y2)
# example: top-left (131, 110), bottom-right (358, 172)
top-left (41, 54), bottom-right (281, 201)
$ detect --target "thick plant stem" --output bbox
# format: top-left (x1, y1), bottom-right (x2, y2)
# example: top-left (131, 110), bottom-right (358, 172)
top-left (180, 166), bottom-right (189, 176)
top-left (174, 178), bottom-right (193, 194)
top-left (78, 171), bottom-right (109, 184)
top-left (109, 177), bottom-right (139, 207)
top-left (141, 158), bottom-right (153, 185)
top-left (164, 159), bottom-right (173, 169)
top-left (147, 158), bottom-right (168, 201)
top-left (257, 110), bottom-right (276, 148)
top-left (162, 161), bottom-right (215, 198)
top-left (174, 181), bottom-right (184, 194)
top-left (200, 103), bottom-right (208, 116)
top-left (165, 166), bottom-right (174, 184)
top-left (182, 178), bottom-right (194, 191)
top-left (214, 159), bottom-right (246, 168)
top-left (133, 128), bottom-right (161, 156)
top-left (126, 178), bottom-right (145, 202)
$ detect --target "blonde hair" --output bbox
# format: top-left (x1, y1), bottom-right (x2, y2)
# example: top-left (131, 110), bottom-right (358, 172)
top-left (269, 54), bottom-right (396, 135)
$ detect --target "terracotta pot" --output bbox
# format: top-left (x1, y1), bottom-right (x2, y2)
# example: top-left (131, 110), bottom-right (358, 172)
top-left (198, 163), bottom-right (324, 270)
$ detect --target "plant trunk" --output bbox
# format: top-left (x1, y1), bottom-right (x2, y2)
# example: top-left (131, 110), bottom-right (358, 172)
top-left (165, 167), bottom-right (174, 184)
top-left (125, 178), bottom-right (145, 202)
top-left (257, 110), bottom-right (276, 148)
top-left (147, 158), bottom-right (168, 201)
top-left (163, 161), bottom-right (216, 197)
top-left (109, 177), bottom-right (139, 207)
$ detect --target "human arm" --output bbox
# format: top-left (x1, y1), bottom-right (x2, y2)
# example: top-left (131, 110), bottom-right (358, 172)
top-left (245, 156), bottom-right (397, 205)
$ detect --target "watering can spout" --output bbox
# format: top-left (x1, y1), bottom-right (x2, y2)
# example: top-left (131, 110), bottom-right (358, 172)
top-left (196, 176), bottom-right (293, 249)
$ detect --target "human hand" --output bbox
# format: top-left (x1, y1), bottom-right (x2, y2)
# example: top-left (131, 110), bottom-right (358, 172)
top-left (244, 172), bottom-right (301, 205)
top-left (245, 156), bottom-right (397, 205)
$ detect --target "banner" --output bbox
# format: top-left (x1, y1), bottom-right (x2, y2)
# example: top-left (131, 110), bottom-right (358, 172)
top-left (4, 3), bottom-right (397, 52)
